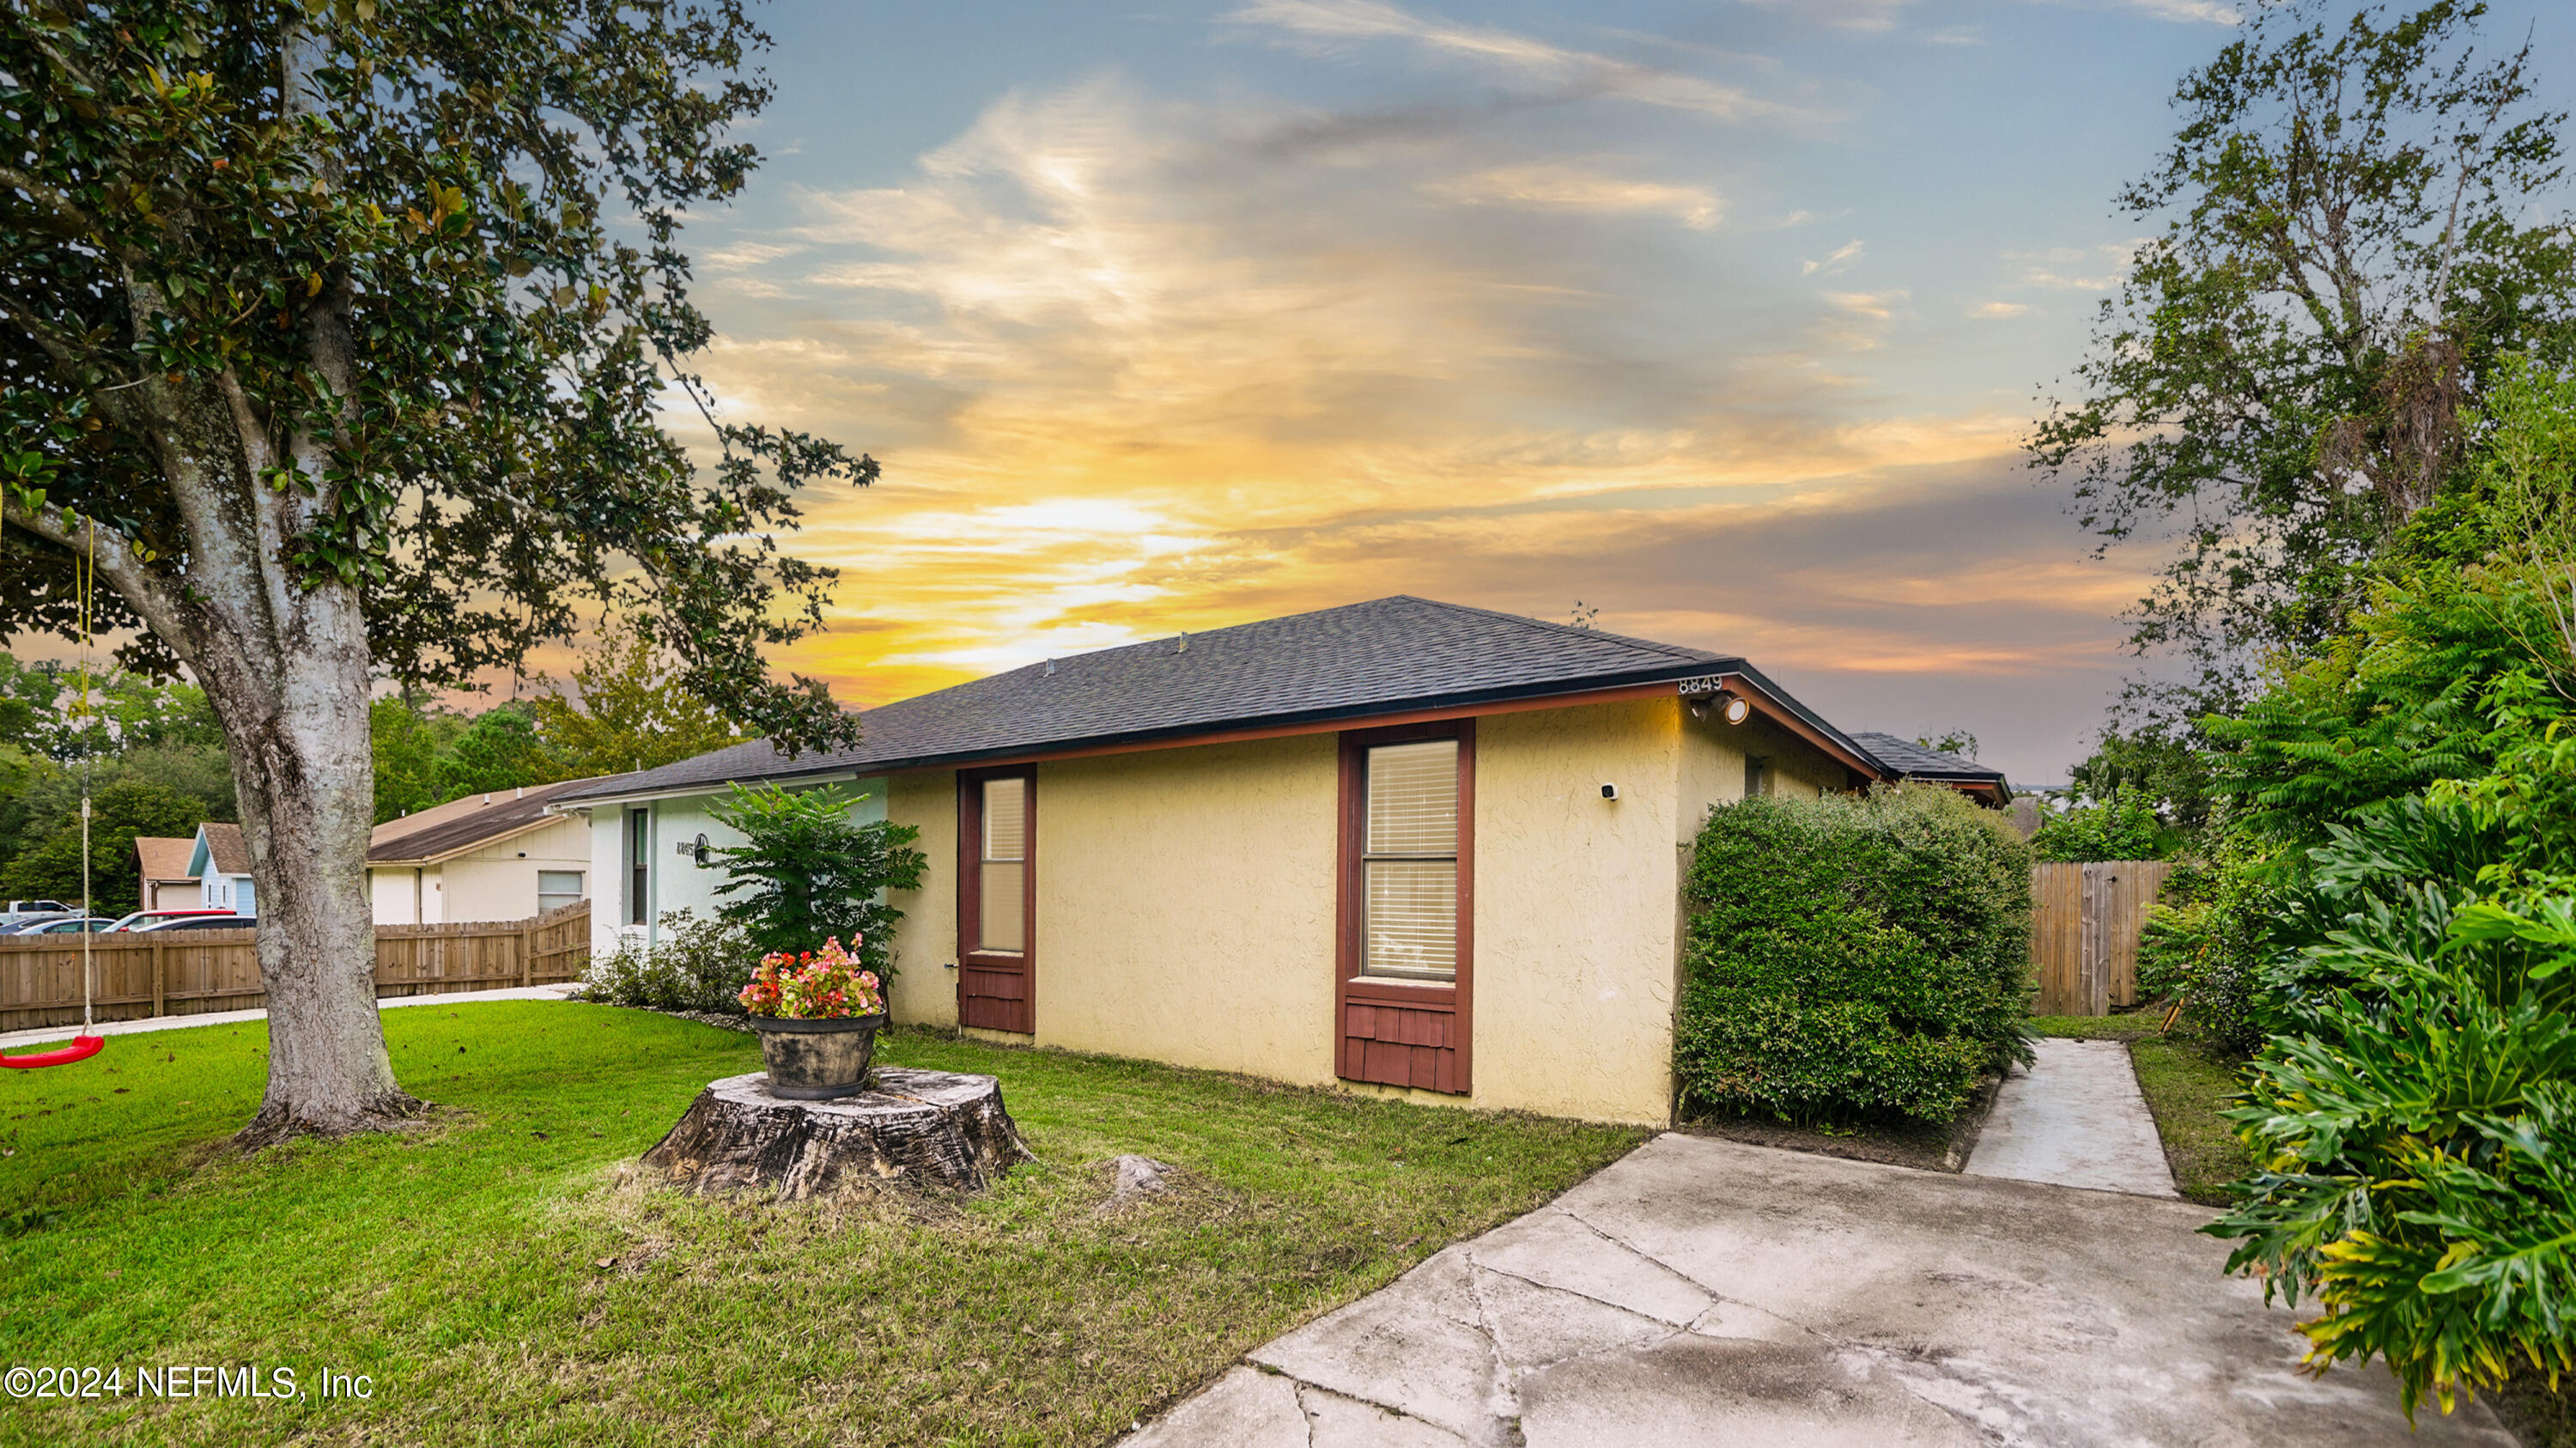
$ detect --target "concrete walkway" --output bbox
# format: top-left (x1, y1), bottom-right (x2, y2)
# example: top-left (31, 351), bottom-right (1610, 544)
top-left (0, 983), bottom-right (582, 1052)
top-left (1125, 1134), bottom-right (2510, 1447)
top-left (1965, 1037), bottom-right (2178, 1197)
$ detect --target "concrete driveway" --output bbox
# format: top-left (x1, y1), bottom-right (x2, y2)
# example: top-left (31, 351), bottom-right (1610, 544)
top-left (1127, 1133), bottom-right (2512, 1447)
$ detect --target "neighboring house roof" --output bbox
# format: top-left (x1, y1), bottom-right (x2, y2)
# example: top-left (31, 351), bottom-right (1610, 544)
top-left (191, 821), bottom-right (252, 877)
top-left (1850, 733), bottom-right (2011, 804)
top-left (135, 835), bottom-right (198, 882)
top-left (559, 596), bottom-right (1885, 804)
top-left (369, 776), bottom-right (633, 866)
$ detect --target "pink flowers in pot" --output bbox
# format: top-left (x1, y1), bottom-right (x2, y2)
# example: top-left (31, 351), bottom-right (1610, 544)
top-left (738, 937), bottom-right (886, 1019)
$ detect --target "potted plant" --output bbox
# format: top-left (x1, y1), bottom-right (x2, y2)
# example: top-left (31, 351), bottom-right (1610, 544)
top-left (738, 937), bottom-right (888, 1099)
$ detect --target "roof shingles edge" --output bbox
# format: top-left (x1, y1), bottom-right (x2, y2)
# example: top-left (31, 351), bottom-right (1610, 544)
top-left (199, 822), bottom-right (251, 876)
top-left (1849, 732), bottom-right (2008, 788)
top-left (560, 597), bottom-right (1879, 803)
top-left (369, 776), bottom-right (637, 864)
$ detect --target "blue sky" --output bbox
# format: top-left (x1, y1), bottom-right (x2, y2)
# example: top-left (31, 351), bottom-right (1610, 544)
top-left (662, 0), bottom-right (2570, 784)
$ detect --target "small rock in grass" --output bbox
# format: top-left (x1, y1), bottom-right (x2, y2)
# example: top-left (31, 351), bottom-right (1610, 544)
top-left (1100, 1154), bottom-right (1175, 1213)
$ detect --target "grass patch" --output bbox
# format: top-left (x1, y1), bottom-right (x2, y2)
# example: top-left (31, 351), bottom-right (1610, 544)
top-left (2026, 1012), bottom-right (2168, 1041)
top-left (2125, 1037), bottom-right (2257, 1207)
top-left (0, 1004), bottom-right (1642, 1446)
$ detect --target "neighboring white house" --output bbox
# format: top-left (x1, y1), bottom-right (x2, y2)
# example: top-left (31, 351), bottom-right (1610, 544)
top-left (368, 777), bottom-right (623, 926)
top-left (557, 769), bottom-right (888, 956)
top-left (187, 822), bottom-right (256, 915)
top-left (134, 835), bottom-right (203, 911)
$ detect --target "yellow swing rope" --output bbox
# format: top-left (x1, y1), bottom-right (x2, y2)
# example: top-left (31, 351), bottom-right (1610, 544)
top-left (1, 500), bottom-right (105, 1037)
top-left (77, 515), bottom-right (96, 1034)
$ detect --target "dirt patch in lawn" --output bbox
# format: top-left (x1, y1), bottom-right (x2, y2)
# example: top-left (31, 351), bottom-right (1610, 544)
top-left (2496, 1367), bottom-right (2576, 1448)
top-left (1674, 1074), bottom-right (2003, 1173)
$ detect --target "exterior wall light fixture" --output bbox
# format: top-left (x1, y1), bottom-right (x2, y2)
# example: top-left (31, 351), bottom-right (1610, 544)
top-left (1683, 678), bottom-right (1755, 725)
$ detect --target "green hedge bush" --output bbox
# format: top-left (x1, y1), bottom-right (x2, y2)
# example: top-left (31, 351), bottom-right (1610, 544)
top-left (580, 910), bottom-right (759, 1016)
top-left (1674, 783), bottom-right (2034, 1124)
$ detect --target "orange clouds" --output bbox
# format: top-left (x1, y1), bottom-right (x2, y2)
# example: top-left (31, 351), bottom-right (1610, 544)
top-left (660, 13), bottom-right (2162, 782)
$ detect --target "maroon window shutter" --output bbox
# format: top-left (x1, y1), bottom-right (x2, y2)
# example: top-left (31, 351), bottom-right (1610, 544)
top-left (1334, 720), bottom-right (1473, 1095)
top-left (957, 766), bottom-right (1037, 1033)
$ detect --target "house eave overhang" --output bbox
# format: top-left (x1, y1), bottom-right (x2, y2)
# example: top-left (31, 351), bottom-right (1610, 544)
top-left (1687, 666), bottom-right (1886, 784)
top-left (1910, 773), bottom-right (2013, 807)
top-left (561, 658), bottom-right (1900, 802)
top-left (547, 770), bottom-right (864, 812)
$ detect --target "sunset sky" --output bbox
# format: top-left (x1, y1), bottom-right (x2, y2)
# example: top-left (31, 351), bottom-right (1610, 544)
top-left (664, 0), bottom-right (2567, 786)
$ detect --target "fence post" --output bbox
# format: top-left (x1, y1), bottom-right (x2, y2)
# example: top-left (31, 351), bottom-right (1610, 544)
top-left (519, 917), bottom-right (533, 989)
top-left (152, 938), bottom-right (167, 1018)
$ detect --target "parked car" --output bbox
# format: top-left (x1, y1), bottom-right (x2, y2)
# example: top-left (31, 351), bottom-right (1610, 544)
top-left (7, 916), bottom-right (120, 935)
top-left (104, 908), bottom-right (240, 933)
top-left (128, 915), bottom-right (257, 933)
top-left (0, 899), bottom-right (75, 928)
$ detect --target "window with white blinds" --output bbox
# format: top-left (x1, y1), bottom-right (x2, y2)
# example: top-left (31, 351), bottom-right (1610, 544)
top-left (980, 776), bottom-right (1027, 952)
top-left (1362, 739), bottom-right (1458, 981)
top-left (537, 870), bottom-right (585, 916)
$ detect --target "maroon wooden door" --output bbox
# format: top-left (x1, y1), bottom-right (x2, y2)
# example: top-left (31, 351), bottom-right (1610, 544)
top-left (1335, 720), bottom-right (1473, 1095)
top-left (957, 766), bottom-right (1036, 1033)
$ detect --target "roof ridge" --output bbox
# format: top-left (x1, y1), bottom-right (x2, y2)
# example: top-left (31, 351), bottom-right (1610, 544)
top-left (1401, 596), bottom-right (1730, 665)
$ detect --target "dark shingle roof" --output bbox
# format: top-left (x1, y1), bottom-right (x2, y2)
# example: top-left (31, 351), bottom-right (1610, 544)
top-left (369, 776), bottom-right (635, 863)
top-left (1850, 733), bottom-right (2008, 791)
top-left (561, 597), bottom-right (1874, 802)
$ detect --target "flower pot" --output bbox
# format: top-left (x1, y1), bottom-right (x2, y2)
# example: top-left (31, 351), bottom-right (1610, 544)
top-left (747, 1013), bottom-right (888, 1099)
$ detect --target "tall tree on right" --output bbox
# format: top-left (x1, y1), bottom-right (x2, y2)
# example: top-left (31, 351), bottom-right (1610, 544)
top-left (2028, 0), bottom-right (2575, 722)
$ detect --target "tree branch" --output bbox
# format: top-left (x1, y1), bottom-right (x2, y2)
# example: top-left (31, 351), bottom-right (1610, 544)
top-left (0, 166), bottom-right (112, 240)
top-left (0, 495), bottom-right (195, 664)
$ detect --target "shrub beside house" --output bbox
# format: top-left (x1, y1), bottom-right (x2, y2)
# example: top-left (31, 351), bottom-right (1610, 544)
top-left (1674, 785), bottom-right (2034, 1125)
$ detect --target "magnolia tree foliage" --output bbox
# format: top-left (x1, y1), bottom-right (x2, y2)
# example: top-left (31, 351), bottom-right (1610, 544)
top-left (0, 2), bottom-right (866, 720)
top-left (0, 1), bottom-right (868, 1141)
top-left (2029, 0), bottom-right (2575, 721)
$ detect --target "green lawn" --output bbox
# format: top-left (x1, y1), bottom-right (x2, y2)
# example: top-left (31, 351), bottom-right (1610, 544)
top-left (2125, 1038), bottom-right (2257, 1205)
top-left (2024, 1012), bottom-right (2167, 1041)
top-left (2026, 1013), bottom-right (2256, 1207)
top-left (0, 1004), bottom-right (1645, 1446)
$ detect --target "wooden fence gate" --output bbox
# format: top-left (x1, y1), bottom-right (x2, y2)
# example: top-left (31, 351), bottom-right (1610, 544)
top-left (2029, 861), bottom-right (2171, 1017)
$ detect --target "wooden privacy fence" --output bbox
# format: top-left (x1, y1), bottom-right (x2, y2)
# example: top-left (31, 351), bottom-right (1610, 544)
top-left (2029, 861), bottom-right (2172, 1017)
top-left (0, 900), bottom-right (592, 1035)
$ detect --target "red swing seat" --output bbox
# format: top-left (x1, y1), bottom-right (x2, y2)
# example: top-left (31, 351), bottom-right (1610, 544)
top-left (0, 1035), bottom-right (105, 1069)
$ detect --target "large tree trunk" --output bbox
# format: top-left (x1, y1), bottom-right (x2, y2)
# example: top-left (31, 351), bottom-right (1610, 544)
top-left (197, 575), bottom-right (421, 1146)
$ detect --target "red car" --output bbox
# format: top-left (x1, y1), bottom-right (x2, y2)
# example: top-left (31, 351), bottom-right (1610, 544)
top-left (105, 909), bottom-right (244, 933)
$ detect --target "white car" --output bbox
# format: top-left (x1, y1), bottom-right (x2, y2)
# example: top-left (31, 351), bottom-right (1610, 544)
top-left (0, 899), bottom-right (76, 928)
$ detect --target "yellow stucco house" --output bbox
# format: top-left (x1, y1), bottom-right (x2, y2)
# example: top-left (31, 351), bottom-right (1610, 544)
top-left (556, 598), bottom-right (2004, 1125)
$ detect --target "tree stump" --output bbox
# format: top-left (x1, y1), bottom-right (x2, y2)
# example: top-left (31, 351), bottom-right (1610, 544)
top-left (641, 1067), bottom-right (1034, 1198)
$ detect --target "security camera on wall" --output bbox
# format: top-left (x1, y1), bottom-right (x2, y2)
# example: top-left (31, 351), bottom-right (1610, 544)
top-left (1601, 782), bottom-right (1619, 800)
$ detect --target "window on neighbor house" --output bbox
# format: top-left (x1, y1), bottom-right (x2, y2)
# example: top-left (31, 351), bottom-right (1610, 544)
top-left (1745, 757), bottom-right (1772, 799)
top-left (978, 776), bottom-right (1027, 952)
top-left (625, 808), bottom-right (650, 926)
top-left (538, 870), bottom-right (585, 916)
top-left (1361, 738), bottom-right (1459, 983)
